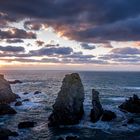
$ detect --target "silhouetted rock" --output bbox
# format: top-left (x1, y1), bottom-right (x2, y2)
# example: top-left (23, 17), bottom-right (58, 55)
top-left (90, 89), bottom-right (103, 122)
top-left (57, 137), bottom-right (64, 140)
top-left (0, 128), bottom-right (18, 140)
top-left (34, 91), bottom-right (41, 95)
top-left (8, 80), bottom-right (22, 84)
top-left (0, 104), bottom-right (17, 115)
top-left (66, 135), bottom-right (80, 140)
top-left (18, 121), bottom-right (36, 129)
top-left (15, 101), bottom-right (22, 106)
top-left (23, 92), bottom-right (29, 95)
top-left (101, 110), bottom-right (116, 121)
top-left (119, 94), bottom-right (140, 113)
top-left (48, 73), bottom-right (84, 126)
top-left (22, 99), bottom-right (30, 102)
top-left (127, 118), bottom-right (134, 124)
top-left (0, 74), bottom-right (18, 103)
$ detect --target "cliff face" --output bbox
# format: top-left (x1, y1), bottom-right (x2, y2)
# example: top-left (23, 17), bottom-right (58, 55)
top-left (48, 73), bottom-right (85, 126)
top-left (0, 74), bottom-right (17, 103)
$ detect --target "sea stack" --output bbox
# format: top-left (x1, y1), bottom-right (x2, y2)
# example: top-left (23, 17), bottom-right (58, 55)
top-left (90, 89), bottom-right (103, 122)
top-left (48, 73), bottom-right (85, 126)
top-left (0, 74), bottom-right (17, 103)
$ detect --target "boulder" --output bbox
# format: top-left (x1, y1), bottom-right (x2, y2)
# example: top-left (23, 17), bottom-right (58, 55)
top-left (90, 89), bottom-right (103, 123)
top-left (0, 104), bottom-right (17, 115)
top-left (101, 110), bottom-right (116, 121)
top-left (8, 80), bottom-right (22, 84)
top-left (18, 121), bottom-right (36, 129)
top-left (0, 74), bottom-right (18, 103)
top-left (22, 99), bottom-right (30, 102)
top-left (48, 73), bottom-right (85, 126)
top-left (119, 94), bottom-right (140, 113)
top-left (23, 92), bottom-right (29, 95)
top-left (34, 91), bottom-right (41, 95)
top-left (15, 101), bottom-right (22, 106)
top-left (0, 128), bottom-right (18, 140)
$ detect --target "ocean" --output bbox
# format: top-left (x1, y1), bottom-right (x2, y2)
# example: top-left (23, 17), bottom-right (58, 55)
top-left (0, 70), bottom-right (140, 140)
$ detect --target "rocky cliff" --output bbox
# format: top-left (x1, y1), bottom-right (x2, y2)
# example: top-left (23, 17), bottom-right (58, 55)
top-left (48, 73), bottom-right (85, 126)
top-left (0, 74), bottom-right (17, 103)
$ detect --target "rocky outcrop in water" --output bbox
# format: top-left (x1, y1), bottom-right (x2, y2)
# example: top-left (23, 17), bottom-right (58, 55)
top-left (0, 104), bottom-right (17, 115)
top-left (119, 94), bottom-right (140, 113)
top-left (0, 128), bottom-right (18, 140)
top-left (8, 80), bottom-right (22, 84)
top-left (18, 121), bottom-right (36, 129)
top-left (0, 74), bottom-right (18, 103)
top-left (48, 73), bottom-right (85, 126)
top-left (101, 110), bottom-right (116, 121)
top-left (90, 89), bottom-right (103, 122)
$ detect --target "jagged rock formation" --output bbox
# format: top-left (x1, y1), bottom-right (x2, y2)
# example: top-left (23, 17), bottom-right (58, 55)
top-left (0, 74), bottom-right (18, 103)
top-left (90, 89), bottom-right (103, 122)
top-left (119, 94), bottom-right (140, 113)
top-left (101, 110), bottom-right (116, 121)
top-left (48, 73), bottom-right (85, 126)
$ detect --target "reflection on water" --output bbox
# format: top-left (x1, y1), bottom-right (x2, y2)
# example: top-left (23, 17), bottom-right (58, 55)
top-left (0, 70), bottom-right (140, 139)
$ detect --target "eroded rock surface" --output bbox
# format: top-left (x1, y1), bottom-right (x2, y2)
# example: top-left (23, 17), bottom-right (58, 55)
top-left (0, 74), bottom-right (17, 103)
top-left (119, 94), bottom-right (140, 113)
top-left (90, 89), bottom-right (103, 122)
top-left (48, 73), bottom-right (84, 126)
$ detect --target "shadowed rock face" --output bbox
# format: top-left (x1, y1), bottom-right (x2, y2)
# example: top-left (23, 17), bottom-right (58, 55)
top-left (0, 74), bottom-right (17, 103)
top-left (90, 89), bottom-right (103, 123)
top-left (119, 94), bottom-right (140, 113)
top-left (48, 73), bottom-right (85, 126)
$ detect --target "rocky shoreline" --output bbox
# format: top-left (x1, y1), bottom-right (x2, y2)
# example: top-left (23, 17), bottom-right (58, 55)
top-left (0, 73), bottom-right (140, 139)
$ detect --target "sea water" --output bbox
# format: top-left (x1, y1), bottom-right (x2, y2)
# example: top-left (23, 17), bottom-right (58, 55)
top-left (0, 70), bottom-right (140, 140)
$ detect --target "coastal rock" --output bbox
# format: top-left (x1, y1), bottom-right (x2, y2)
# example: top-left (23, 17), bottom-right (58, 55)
top-left (101, 110), bottom-right (116, 121)
top-left (18, 121), bottom-right (36, 129)
top-left (90, 89), bottom-right (103, 123)
top-left (15, 101), bottom-right (22, 106)
top-left (119, 94), bottom-right (140, 113)
top-left (23, 92), bottom-right (29, 95)
top-left (48, 73), bottom-right (85, 126)
top-left (8, 80), bottom-right (22, 84)
top-left (0, 128), bottom-right (18, 140)
top-left (0, 104), bottom-right (17, 115)
top-left (0, 74), bottom-right (18, 103)
top-left (34, 91), bottom-right (41, 95)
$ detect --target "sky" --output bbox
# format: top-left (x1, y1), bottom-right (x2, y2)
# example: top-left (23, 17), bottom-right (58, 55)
top-left (0, 0), bottom-right (140, 71)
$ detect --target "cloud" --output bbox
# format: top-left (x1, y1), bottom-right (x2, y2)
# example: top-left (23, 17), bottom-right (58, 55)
top-left (111, 47), bottom-right (140, 55)
top-left (81, 43), bottom-right (96, 50)
top-left (0, 45), bottom-right (25, 52)
top-left (36, 40), bottom-right (45, 46)
top-left (6, 39), bottom-right (24, 43)
top-left (0, 28), bottom-right (36, 39)
top-left (0, 0), bottom-right (140, 43)
top-left (29, 47), bottom-right (73, 56)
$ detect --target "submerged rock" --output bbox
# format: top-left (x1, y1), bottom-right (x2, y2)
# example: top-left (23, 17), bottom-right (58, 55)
top-left (119, 94), bottom-right (140, 113)
top-left (0, 128), bottom-right (18, 140)
top-left (18, 121), bottom-right (36, 129)
top-left (15, 101), bottom-right (22, 106)
top-left (0, 104), bottom-right (17, 115)
top-left (22, 99), bottom-right (30, 102)
top-left (0, 74), bottom-right (18, 103)
top-left (48, 73), bottom-right (85, 126)
top-left (90, 89), bottom-right (103, 123)
top-left (101, 110), bottom-right (116, 121)
top-left (8, 80), bottom-right (22, 84)
top-left (23, 92), bottom-right (29, 95)
top-left (34, 91), bottom-right (41, 95)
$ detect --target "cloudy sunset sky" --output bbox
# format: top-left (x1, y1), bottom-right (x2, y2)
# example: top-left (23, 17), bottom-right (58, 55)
top-left (0, 0), bottom-right (140, 71)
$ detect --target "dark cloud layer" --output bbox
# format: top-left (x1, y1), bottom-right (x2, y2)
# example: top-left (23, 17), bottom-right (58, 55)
top-left (0, 45), bottom-right (25, 52)
top-left (0, 28), bottom-right (36, 39)
top-left (0, 0), bottom-right (140, 43)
